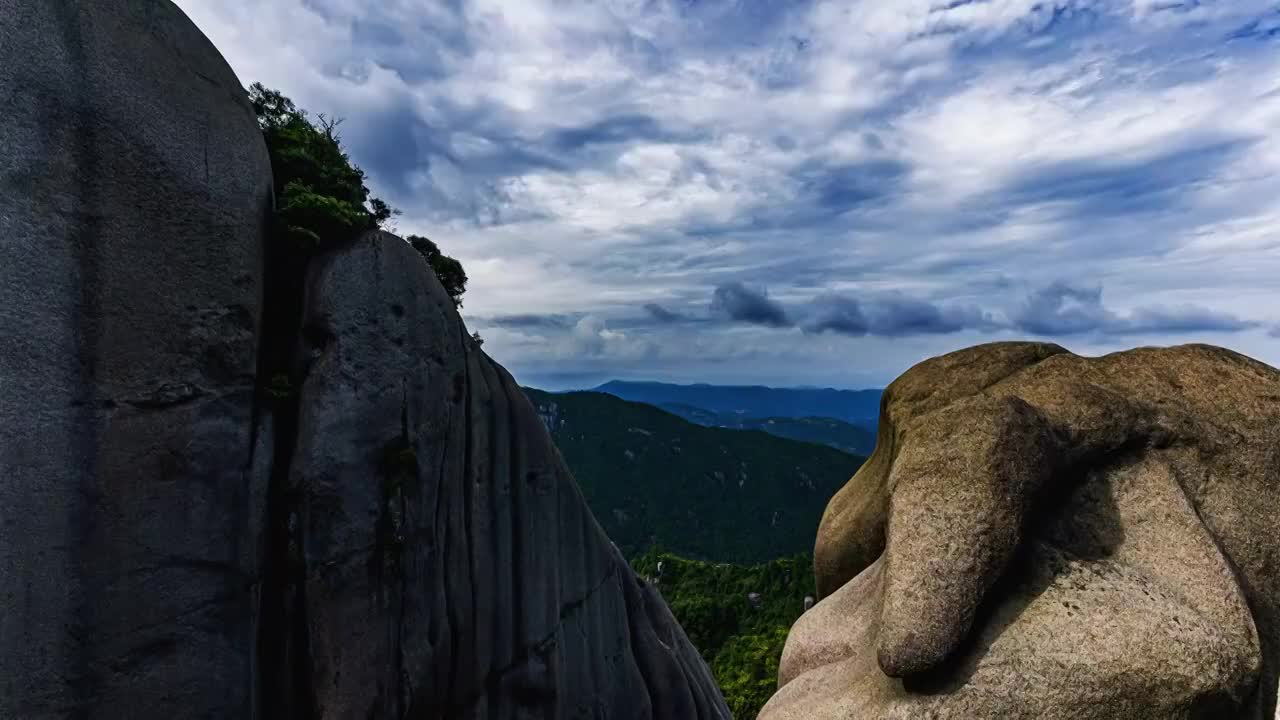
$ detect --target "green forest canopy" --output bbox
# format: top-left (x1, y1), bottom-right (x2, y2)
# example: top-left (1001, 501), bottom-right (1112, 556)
top-left (631, 549), bottom-right (814, 720)
top-left (524, 388), bottom-right (864, 563)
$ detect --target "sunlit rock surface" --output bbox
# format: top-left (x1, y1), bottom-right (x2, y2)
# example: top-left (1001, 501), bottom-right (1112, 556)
top-left (764, 342), bottom-right (1280, 719)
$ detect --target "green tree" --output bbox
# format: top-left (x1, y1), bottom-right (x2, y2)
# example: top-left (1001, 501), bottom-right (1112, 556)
top-left (407, 235), bottom-right (468, 307)
top-left (248, 83), bottom-right (395, 251)
top-left (712, 626), bottom-right (791, 718)
top-left (631, 550), bottom-right (814, 718)
top-left (247, 84), bottom-right (469, 388)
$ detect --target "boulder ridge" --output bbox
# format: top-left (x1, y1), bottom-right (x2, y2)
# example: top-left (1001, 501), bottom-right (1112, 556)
top-left (764, 342), bottom-right (1280, 719)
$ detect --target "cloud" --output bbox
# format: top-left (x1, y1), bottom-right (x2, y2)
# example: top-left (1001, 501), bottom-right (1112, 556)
top-left (643, 303), bottom-right (688, 324)
top-left (1012, 282), bottom-right (1116, 336)
top-left (483, 313), bottom-right (576, 329)
top-left (995, 138), bottom-right (1257, 220)
top-left (1124, 305), bottom-right (1258, 334)
top-left (173, 0), bottom-right (1280, 388)
top-left (801, 282), bottom-right (1255, 339)
top-left (1225, 11), bottom-right (1280, 42)
top-left (568, 315), bottom-right (657, 360)
top-left (1012, 281), bottom-right (1257, 336)
top-left (710, 283), bottom-right (791, 328)
top-left (805, 296), bottom-right (867, 335)
top-left (864, 296), bottom-right (999, 336)
top-left (795, 159), bottom-right (911, 216)
top-left (804, 294), bottom-right (999, 337)
top-left (549, 114), bottom-right (701, 152)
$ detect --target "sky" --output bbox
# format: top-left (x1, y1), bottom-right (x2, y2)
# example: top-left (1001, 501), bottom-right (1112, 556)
top-left (174, 0), bottom-right (1280, 390)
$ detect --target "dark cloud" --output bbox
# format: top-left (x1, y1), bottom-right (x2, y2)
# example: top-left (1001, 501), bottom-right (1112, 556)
top-left (1124, 306), bottom-right (1258, 334)
top-left (350, 18), bottom-right (404, 47)
top-left (804, 296), bottom-right (867, 335)
top-left (643, 303), bottom-right (688, 323)
top-left (1012, 282), bottom-right (1257, 336)
top-left (805, 294), bottom-right (996, 337)
top-left (549, 114), bottom-right (699, 152)
top-left (1012, 282), bottom-right (1114, 336)
top-left (482, 313), bottom-right (577, 329)
top-left (710, 283), bottom-right (791, 327)
top-left (304, 0), bottom-right (474, 83)
top-left (343, 96), bottom-right (568, 222)
top-left (797, 159), bottom-right (910, 213)
top-left (345, 101), bottom-right (717, 226)
top-left (345, 101), bottom-right (431, 197)
top-left (997, 138), bottom-right (1254, 219)
top-left (799, 284), bottom-right (1255, 339)
top-left (862, 296), bottom-right (997, 336)
top-left (1226, 11), bottom-right (1280, 42)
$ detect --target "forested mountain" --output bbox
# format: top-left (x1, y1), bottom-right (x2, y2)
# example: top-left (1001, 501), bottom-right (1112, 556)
top-left (524, 389), bottom-right (865, 563)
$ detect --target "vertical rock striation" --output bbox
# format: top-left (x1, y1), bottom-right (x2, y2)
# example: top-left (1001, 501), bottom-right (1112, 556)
top-left (0, 3), bottom-right (727, 718)
top-left (0, 0), bottom-right (273, 718)
top-left (271, 231), bottom-right (729, 719)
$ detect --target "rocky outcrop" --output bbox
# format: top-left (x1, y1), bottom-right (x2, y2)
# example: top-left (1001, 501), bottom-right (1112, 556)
top-left (763, 342), bottom-right (1280, 719)
top-left (0, 4), bottom-right (727, 719)
top-left (0, 0), bottom-right (273, 717)
top-left (265, 231), bottom-right (729, 718)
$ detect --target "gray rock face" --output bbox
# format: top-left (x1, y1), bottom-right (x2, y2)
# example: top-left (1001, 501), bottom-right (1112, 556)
top-left (0, 0), bottom-right (273, 718)
top-left (273, 231), bottom-right (729, 719)
top-left (764, 342), bottom-right (1280, 719)
top-left (0, 3), bottom-right (726, 717)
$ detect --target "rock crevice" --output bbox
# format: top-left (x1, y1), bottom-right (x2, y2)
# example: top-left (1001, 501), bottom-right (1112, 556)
top-left (267, 230), bottom-right (728, 719)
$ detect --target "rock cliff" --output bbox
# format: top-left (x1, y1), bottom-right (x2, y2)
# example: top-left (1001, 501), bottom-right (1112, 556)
top-left (0, 2), bottom-right (728, 718)
top-left (763, 342), bottom-right (1280, 719)
top-left (0, 0), bottom-right (273, 716)
top-left (268, 231), bottom-right (729, 719)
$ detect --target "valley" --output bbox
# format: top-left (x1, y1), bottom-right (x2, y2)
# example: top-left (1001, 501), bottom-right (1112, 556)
top-left (525, 387), bottom-right (867, 718)
top-left (524, 388), bottom-right (866, 563)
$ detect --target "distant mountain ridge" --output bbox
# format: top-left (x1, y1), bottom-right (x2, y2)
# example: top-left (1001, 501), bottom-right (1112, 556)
top-left (658, 403), bottom-right (877, 456)
top-left (524, 388), bottom-right (865, 563)
top-left (594, 380), bottom-right (884, 426)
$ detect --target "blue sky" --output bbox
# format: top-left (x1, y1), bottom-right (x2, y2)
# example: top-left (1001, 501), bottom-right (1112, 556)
top-left (176, 0), bottom-right (1280, 390)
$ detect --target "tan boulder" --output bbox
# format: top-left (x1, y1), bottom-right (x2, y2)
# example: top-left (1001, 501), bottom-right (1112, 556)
top-left (765, 342), bottom-right (1280, 719)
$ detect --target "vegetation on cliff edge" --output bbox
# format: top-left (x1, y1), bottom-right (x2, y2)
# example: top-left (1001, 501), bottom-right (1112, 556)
top-left (248, 83), bottom-right (467, 307)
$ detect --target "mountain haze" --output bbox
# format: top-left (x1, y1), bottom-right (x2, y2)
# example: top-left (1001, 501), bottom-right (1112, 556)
top-left (595, 380), bottom-right (883, 427)
top-left (658, 404), bottom-right (878, 456)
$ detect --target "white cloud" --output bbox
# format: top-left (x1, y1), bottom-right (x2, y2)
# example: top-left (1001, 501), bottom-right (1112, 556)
top-left (173, 0), bottom-right (1280, 388)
